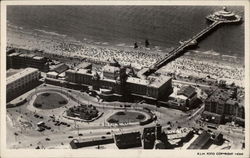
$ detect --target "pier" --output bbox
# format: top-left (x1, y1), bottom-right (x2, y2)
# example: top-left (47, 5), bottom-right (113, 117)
top-left (143, 8), bottom-right (242, 77)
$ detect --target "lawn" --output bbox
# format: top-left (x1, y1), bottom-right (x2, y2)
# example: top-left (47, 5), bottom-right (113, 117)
top-left (107, 111), bottom-right (146, 124)
top-left (33, 92), bottom-right (68, 109)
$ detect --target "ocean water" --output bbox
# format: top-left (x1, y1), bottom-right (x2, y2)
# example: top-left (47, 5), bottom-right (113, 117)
top-left (7, 6), bottom-right (244, 57)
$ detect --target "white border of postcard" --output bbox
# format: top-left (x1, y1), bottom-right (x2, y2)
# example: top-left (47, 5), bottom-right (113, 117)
top-left (1, 1), bottom-right (249, 158)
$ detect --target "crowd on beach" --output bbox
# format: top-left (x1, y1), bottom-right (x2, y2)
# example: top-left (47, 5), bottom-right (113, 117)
top-left (160, 57), bottom-right (244, 86)
top-left (55, 42), bottom-right (163, 69)
top-left (8, 27), bottom-right (244, 86)
top-left (8, 29), bottom-right (163, 69)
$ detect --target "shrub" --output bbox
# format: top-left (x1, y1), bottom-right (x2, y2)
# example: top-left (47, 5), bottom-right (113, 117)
top-left (136, 114), bottom-right (145, 120)
top-left (108, 118), bottom-right (118, 123)
top-left (34, 103), bottom-right (42, 108)
top-left (42, 93), bottom-right (50, 97)
top-left (58, 100), bottom-right (68, 104)
top-left (116, 111), bottom-right (125, 115)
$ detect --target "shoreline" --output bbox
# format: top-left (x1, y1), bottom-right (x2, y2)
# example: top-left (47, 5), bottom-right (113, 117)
top-left (7, 26), bottom-right (245, 87)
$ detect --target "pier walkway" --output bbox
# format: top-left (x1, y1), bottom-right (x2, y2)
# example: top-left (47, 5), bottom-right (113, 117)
top-left (144, 21), bottom-right (225, 76)
top-left (144, 21), bottom-right (222, 76)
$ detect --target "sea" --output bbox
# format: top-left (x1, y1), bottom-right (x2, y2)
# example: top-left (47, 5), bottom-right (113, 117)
top-left (7, 5), bottom-right (245, 57)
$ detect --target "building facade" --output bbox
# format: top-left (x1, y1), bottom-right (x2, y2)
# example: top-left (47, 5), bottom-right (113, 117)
top-left (7, 49), bottom-right (49, 71)
top-left (7, 67), bottom-right (40, 102)
top-left (65, 63), bottom-right (173, 102)
top-left (203, 88), bottom-right (244, 125)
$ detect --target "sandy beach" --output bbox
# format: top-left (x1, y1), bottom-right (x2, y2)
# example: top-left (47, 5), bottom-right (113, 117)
top-left (7, 24), bottom-right (245, 87)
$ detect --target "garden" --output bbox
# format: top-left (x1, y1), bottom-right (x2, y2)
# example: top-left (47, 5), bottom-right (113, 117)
top-left (107, 111), bottom-right (146, 124)
top-left (66, 104), bottom-right (99, 121)
top-left (33, 92), bottom-right (68, 109)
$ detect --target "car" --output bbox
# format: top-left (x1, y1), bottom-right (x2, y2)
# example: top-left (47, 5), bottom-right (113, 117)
top-left (67, 124), bottom-right (71, 127)
top-left (78, 133), bottom-right (83, 136)
top-left (38, 128), bottom-right (45, 132)
top-left (44, 126), bottom-right (51, 130)
top-left (68, 136), bottom-right (73, 138)
top-left (45, 138), bottom-right (50, 141)
top-left (101, 136), bottom-right (106, 139)
top-left (106, 132), bottom-right (111, 135)
top-left (68, 90), bottom-right (72, 92)
top-left (61, 122), bottom-right (67, 125)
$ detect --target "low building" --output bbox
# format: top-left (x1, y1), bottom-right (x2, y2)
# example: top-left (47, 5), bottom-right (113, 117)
top-left (187, 131), bottom-right (212, 149)
top-left (50, 63), bottom-right (69, 74)
top-left (203, 88), bottom-right (244, 125)
top-left (46, 71), bottom-right (58, 79)
top-left (143, 126), bottom-right (156, 149)
top-left (7, 49), bottom-right (49, 71)
top-left (176, 85), bottom-right (197, 107)
top-left (7, 67), bottom-right (40, 102)
top-left (114, 132), bottom-right (142, 149)
top-left (70, 136), bottom-right (114, 149)
top-left (165, 128), bottom-right (194, 143)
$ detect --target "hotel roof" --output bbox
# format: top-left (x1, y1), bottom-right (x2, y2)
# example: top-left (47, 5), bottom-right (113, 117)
top-left (127, 75), bottom-right (171, 88)
top-left (103, 65), bottom-right (120, 74)
top-left (127, 77), bottom-right (149, 85)
top-left (7, 67), bottom-right (39, 85)
top-left (149, 75), bottom-right (171, 88)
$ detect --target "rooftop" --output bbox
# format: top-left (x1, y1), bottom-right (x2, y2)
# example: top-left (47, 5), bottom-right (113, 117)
top-left (187, 131), bottom-right (211, 149)
top-left (127, 77), bottom-right (149, 85)
top-left (148, 75), bottom-right (171, 88)
top-left (177, 85), bottom-right (196, 98)
top-left (103, 65), bottom-right (120, 74)
top-left (115, 132), bottom-right (142, 148)
top-left (206, 88), bottom-right (234, 104)
top-left (8, 52), bottom-right (21, 57)
top-left (19, 53), bottom-right (36, 58)
top-left (127, 75), bottom-right (171, 88)
top-left (71, 135), bottom-right (113, 144)
top-left (7, 67), bottom-right (39, 85)
top-left (66, 68), bottom-right (92, 75)
top-left (33, 56), bottom-right (45, 60)
top-left (46, 71), bottom-right (58, 76)
top-left (51, 63), bottom-right (69, 74)
top-left (76, 62), bottom-right (92, 69)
